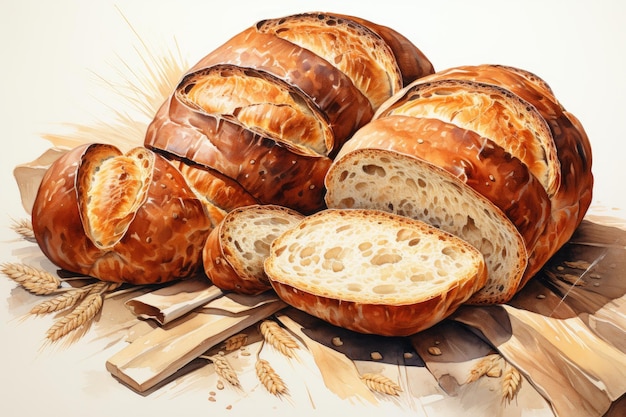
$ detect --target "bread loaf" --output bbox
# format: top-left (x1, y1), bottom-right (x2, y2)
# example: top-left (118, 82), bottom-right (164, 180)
top-left (335, 116), bottom-right (551, 254)
top-left (145, 12), bottom-right (434, 214)
top-left (398, 64), bottom-right (593, 288)
top-left (31, 143), bottom-right (211, 285)
top-left (264, 209), bottom-right (488, 336)
top-left (203, 204), bottom-right (304, 295)
top-left (324, 148), bottom-right (527, 305)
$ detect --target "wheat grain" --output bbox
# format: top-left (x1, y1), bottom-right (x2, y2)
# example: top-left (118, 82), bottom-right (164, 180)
top-left (502, 364), bottom-right (522, 404)
top-left (1, 262), bottom-right (61, 295)
top-left (255, 359), bottom-right (288, 396)
top-left (259, 320), bottom-right (299, 358)
top-left (223, 333), bottom-right (248, 351)
top-left (466, 353), bottom-right (501, 383)
top-left (360, 373), bottom-right (402, 396)
top-left (45, 292), bottom-right (103, 342)
top-left (11, 218), bottom-right (35, 240)
top-left (201, 354), bottom-right (240, 388)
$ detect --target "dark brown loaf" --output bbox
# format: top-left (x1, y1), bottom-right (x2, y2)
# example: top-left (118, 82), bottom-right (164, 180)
top-left (145, 12), bottom-right (434, 214)
top-left (31, 143), bottom-right (211, 285)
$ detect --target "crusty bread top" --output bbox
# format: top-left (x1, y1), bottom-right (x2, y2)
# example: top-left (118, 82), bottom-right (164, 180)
top-left (325, 148), bottom-right (528, 305)
top-left (176, 64), bottom-right (333, 157)
top-left (265, 208), bottom-right (487, 305)
top-left (256, 12), bottom-right (403, 109)
top-left (374, 78), bottom-right (560, 198)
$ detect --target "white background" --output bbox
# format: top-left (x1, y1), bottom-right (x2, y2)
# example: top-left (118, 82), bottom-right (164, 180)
top-left (1, 1), bottom-right (625, 416)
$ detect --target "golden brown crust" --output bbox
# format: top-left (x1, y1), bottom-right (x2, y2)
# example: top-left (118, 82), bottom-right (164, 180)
top-left (176, 64), bottom-right (334, 157)
top-left (172, 160), bottom-right (259, 228)
top-left (31, 143), bottom-right (211, 285)
top-left (255, 12), bottom-right (403, 109)
top-left (145, 89), bottom-right (332, 214)
top-left (337, 116), bottom-right (552, 254)
top-left (332, 13), bottom-right (435, 85)
top-left (375, 78), bottom-right (559, 199)
top-left (189, 26), bottom-right (374, 154)
top-left (417, 64), bottom-right (593, 289)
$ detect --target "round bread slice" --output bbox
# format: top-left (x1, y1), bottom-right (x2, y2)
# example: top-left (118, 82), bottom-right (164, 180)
top-left (324, 148), bottom-right (528, 305)
top-left (203, 204), bottom-right (304, 295)
top-left (264, 209), bottom-right (488, 336)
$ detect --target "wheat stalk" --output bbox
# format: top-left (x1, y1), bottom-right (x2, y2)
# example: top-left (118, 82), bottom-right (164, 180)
top-left (11, 218), bottom-right (35, 241)
top-left (200, 353), bottom-right (240, 388)
top-left (466, 353), bottom-right (502, 383)
top-left (360, 373), bottom-right (402, 396)
top-left (259, 319), bottom-right (299, 358)
top-left (255, 359), bottom-right (288, 396)
top-left (1, 262), bottom-right (61, 295)
top-left (502, 364), bottom-right (522, 404)
top-left (45, 292), bottom-right (103, 342)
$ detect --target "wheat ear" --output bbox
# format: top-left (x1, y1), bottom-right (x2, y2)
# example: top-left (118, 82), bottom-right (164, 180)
top-left (502, 364), bottom-right (522, 404)
top-left (10, 218), bottom-right (35, 241)
top-left (360, 373), bottom-right (402, 396)
top-left (45, 292), bottom-right (103, 342)
top-left (43, 281), bottom-right (120, 342)
top-left (30, 287), bottom-right (90, 315)
top-left (31, 281), bottom-right (120, 315)
top-left (259, 319), bottom-right (299, 358)
top-left (223, 333), bottom-right (248, 351)
top-left (466, 353), bottom-right (502, 383)
top-left (255, 358), bottom-right (288, 396)
top-left (200, 353), bottom-right (240, 388)
top-left (1, 262), bottom-right (61, 295)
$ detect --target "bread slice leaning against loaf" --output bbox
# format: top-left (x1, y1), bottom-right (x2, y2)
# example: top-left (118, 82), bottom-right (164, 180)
top-left (203, 204), bottom-right (304, 295)
top-left (264, 209), bottom-right (488, 336)
top-left (324, 149), bottom-right (528, 305)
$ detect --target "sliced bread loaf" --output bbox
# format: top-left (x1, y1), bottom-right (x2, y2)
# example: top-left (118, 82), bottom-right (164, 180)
top-left (324, 148), bottom-right (528, 305)
top-left (264, 209), bottom-right (488, 336)
top-left (203, 204), bottom-right (304, 295)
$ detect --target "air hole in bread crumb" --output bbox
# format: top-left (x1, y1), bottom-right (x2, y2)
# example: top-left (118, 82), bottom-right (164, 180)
top-left (362, 164), bottom-right (386, 177)
top-left (442, 246), bottom-right (461, 259)
top-left (373, 284), bottom-right (396, 295)
top-left (371, 253), bottom-right (402, 266)
top-left (347, 283), bottom-right (362, 292)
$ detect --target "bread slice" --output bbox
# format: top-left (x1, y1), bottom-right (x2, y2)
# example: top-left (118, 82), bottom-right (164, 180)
top-left (203, 204), bottom-right (304, 295)
top-left (324, 148), bottom-right (528, 305)
top-left (264, 208), bottom-right (488, 336)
